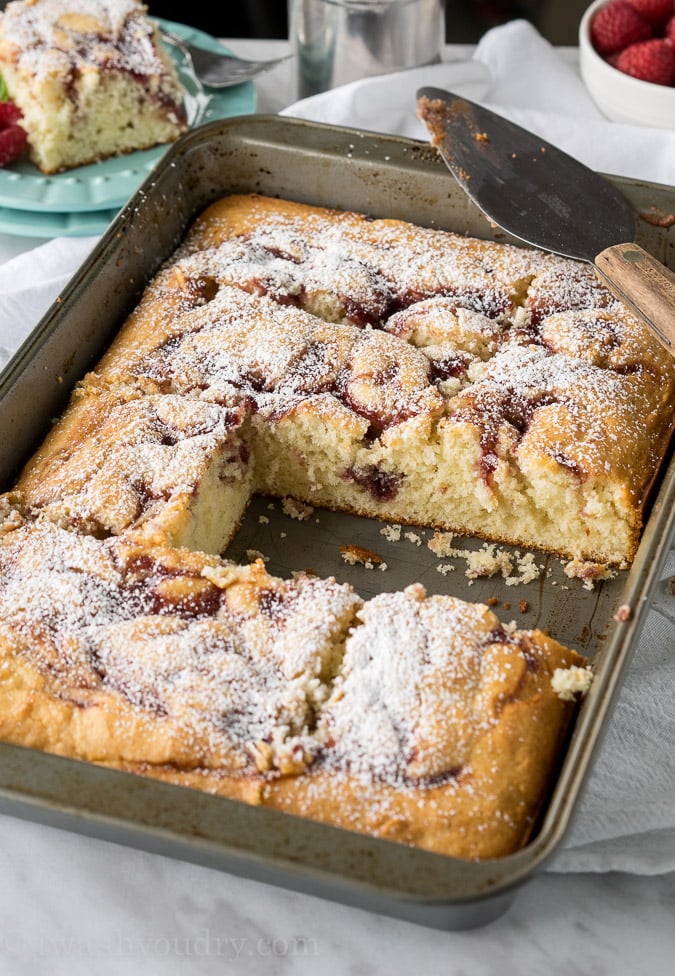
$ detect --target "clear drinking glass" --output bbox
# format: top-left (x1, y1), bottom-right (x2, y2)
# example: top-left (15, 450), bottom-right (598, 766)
top-left (288, 0), bottom-right (446, 100)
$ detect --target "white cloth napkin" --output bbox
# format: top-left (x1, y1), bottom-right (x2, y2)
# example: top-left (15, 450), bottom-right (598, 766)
top-left (0, 19), bottom-right (673, 876)
top-left (0, 235), bottom-right (98, 371)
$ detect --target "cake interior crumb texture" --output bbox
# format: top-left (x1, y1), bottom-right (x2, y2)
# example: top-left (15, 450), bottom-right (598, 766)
top-left (0, 0), bottom-right (187, 173)
top-left (2, 193), bottom-right (673, 861)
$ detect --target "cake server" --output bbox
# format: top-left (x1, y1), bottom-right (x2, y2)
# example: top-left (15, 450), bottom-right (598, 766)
top-left (416, 87), bottom-right (675, 355)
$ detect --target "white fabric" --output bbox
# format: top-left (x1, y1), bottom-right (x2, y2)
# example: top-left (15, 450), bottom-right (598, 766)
top-left (0, 236), bottom-right (98, 370)
top-left (0, 19), bottom-right (673, 876)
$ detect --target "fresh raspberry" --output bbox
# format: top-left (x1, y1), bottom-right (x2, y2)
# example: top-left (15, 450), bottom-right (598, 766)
top-left (590, 0), bottom-right (653, 56)
top-left (615, 37), bottom-right (675, 82)
top-left (0, 123), bottom-right (28, 168)
top-left (0, 101), bottom-right (27, 167)
top-left (625, 0), bottom-right (674, 26)
top-left (665, 13), bottom-right (675, 44)
top-left (0, 100), bottom-right (23, 127)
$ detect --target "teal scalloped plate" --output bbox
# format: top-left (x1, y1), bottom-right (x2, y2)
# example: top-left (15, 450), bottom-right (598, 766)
top-left (0, 19), bottom-right (255, 234)
top-left (0, 204), bottom-right (119, 237)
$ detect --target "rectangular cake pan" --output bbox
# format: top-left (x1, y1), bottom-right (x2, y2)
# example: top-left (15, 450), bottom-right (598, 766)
top-left (0, 116), bottom-right (673, 930)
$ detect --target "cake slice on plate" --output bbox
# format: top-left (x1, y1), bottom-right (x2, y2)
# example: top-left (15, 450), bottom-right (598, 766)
top-left (0, 0), bottom-right (187, 173)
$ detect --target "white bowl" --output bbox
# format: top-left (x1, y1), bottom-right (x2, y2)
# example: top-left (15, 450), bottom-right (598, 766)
top-left (579, 0), bottom-right (675, 129)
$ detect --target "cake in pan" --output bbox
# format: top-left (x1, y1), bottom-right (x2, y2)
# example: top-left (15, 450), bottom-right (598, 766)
top-left (83, 194), bottom-right (674, 567)
top-left (0, 519), bottom-right (587, 860)
top-left (0, 0), bottom-right (187, 173)
top-left (3, 192), bottom-right (673, 860)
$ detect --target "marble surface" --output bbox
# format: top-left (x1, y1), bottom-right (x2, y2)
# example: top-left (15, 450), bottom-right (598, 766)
top-left (0, 813), bottom-right (674, 975)
top-left (1, 37), bottom-right (674, 976)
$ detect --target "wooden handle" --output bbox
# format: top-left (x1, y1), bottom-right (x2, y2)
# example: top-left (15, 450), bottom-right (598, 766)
top-left (595, 243), bottom-right (675, 356)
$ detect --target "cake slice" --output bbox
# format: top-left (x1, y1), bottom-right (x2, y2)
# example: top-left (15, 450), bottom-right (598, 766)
top-left (0, 521), bottom-right (362, 778)
top-left (0, 0), bottom-right (187, 173)
top-left (13, 386), bottom-right (253, 553)
top-left (266, 584), bottom-right (589, 860)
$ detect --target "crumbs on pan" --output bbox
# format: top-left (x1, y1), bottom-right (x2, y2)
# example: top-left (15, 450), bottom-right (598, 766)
top-left (551, 665), bottom-right (593, 702)
top-left (427, 532), bottom-right (614, 591)
top-left (564, 558), bottom-right (616, 590)
top-left (380, 523), bottom-right (402, 543)
top-left (339, 544), bottom-right (387, 571)
top-left (246, 549), bottom-right (269, 563)
top-left (428, 532), bottom-right (544, 585)
top-left (428, 530), bottom-right (458, 558)
top-left (281, 497), bottom-right (314, 521)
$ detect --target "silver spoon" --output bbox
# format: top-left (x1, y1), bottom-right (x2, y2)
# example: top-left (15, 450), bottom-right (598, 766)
top-left (159, 27), bottom-right (292, 88)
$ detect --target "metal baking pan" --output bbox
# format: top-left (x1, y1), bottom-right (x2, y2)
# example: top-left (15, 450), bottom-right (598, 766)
top-left (0, 116), bottom-right (673, 930)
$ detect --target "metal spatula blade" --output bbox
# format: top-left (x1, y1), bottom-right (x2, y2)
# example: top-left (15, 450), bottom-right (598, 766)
top-left (416, 87), bottom-right (675, 354)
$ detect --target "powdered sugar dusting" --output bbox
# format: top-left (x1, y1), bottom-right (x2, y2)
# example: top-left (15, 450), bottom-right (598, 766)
top-left (0, 0), bottom-right (169, 78)
top-left (320, 587), bottom-right (513, 786)
top-left (142, 196), bottom-right (673, 511)
top-left (0, 522), bottom-right (361, 771)
top-left (133, 285), bottom-right (443, 437)
top-left (19, 392), bottom-right (248, 538)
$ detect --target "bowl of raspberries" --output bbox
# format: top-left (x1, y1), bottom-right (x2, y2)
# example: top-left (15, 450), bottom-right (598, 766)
top-left (580, 0), bottom-right (675, 128)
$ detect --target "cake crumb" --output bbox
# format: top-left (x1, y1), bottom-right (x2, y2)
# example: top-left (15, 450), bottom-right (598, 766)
top-left (339, 544), bottom-right (384, 570)
top-left (404, 531), bottom-right (423, 546)
top-left (380, 523), bottom-right (402, 543)
top-left (246, 548), bottom-right (269, 563)
top-left (428, 530), bottom-right (459, 557)
top-left (258, 515), bottom-right (269, 524)
top-left (564, 558), bottom-right (616, 590)
top-left (506, 552), bottom-right (542, 586)
top-left (614, 604), bottom-right (632, 622)
top-left (466, 544), bottom-right (513, 579)
top-left (430, 536), bottom-right (543, 585)
top-left (519, 599), bottom-right (529, 613)
top-left (282, 497), bottom-right (314, 521)
top-left (552, 665), bottom-right (593, 701)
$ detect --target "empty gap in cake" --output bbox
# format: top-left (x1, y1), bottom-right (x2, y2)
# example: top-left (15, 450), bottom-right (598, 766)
top-left (221, 491), bottom-right (617, 658)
